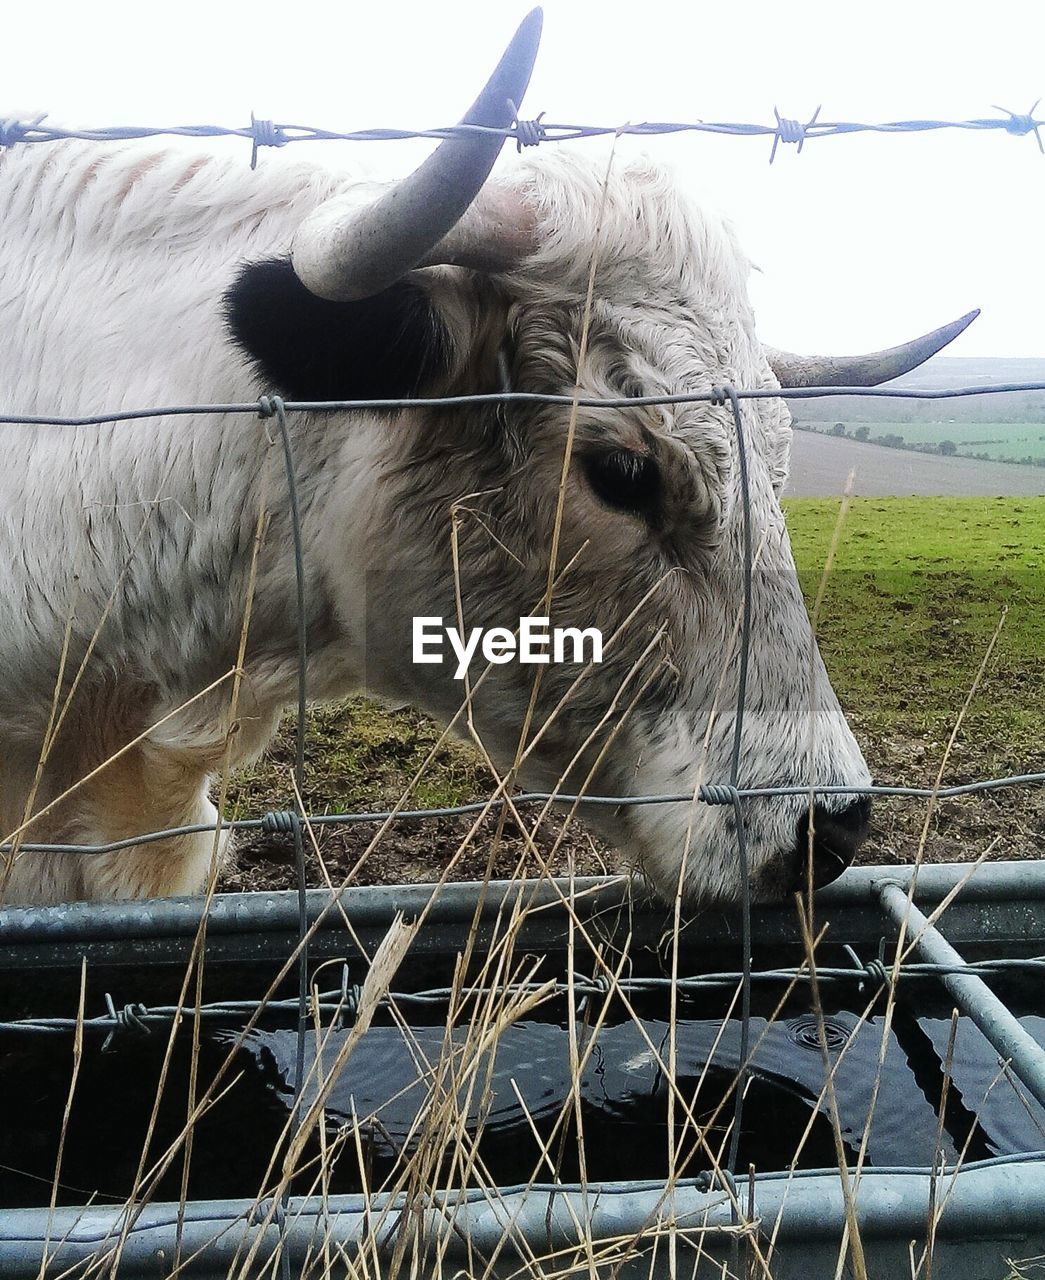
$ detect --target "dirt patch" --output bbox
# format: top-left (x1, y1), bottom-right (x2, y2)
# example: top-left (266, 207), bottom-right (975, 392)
top-left (216, 700), bottom-right (1042, 896)
top-left (218, 700), bottom-right (621, 894)
top-left (223, 808), bottom-right (618, 894)
top-left (848, 718), bottom-right (1044, 868)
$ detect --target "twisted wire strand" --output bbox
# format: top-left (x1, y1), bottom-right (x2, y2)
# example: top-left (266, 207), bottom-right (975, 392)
top-left (2, 768), bottom-right (1034, 860)
top-left (0, 107), bottom-right (1042, 160)
top-left (5, 954), bottom-right (1044, 1038)
top-left (3, 775), bottom-right (1041, 858)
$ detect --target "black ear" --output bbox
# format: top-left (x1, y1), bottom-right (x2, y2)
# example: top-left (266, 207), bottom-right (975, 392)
top-left (223, 257), bottom-right (450, 402)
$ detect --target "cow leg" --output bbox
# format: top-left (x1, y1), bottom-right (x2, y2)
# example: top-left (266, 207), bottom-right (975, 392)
top-left (72, 743), bottom-right (229, 903)
top-left (0, 681), bottom-right (283, 905)
top-left (82, 797), bottom-right (227, 902)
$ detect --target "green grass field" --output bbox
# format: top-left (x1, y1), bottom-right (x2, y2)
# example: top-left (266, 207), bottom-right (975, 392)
top-left (783, 496), bottom-right (1045, 770)
top-left (803, 422), bottom-right (1045, 463)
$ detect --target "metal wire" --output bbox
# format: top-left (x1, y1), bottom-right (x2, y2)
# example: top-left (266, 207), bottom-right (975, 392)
top-left (7, 952), bottom-right (1045, 1040)
top-left (4, 773), bottom-right (1041, 858)
top-left (721, 385), bottom-right (753, 1183)
top-left (258, 395), bottom-right (310, 1111)
top-left (257, 396), bottom-right (306, 1280)
top-left (0, 105), bottom-right (1042, 161)
top-left (0, 377), bottom-right (1027, 1234)
top-left (2, 380), bottom-right (1045, 429)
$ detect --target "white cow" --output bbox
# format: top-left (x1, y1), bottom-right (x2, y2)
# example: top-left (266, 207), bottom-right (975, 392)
top-left (0, 11), bottom-right (972, 906)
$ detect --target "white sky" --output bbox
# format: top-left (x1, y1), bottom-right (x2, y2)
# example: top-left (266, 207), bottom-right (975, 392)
top-left (6, 0), bottom-right (1044, 357)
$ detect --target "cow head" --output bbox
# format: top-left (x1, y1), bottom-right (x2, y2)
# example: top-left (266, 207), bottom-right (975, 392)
top-left (227, 10), bottom-right (975, 904)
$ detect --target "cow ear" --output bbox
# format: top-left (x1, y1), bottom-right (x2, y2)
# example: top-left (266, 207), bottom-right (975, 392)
top-left (223, 257), bottom-right (451, 403)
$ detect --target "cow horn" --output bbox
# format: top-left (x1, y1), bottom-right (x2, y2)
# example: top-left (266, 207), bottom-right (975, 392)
top-left (291, 9), bottom-right (543, 302)
top-left (765, 309), bottom-right (980, 388)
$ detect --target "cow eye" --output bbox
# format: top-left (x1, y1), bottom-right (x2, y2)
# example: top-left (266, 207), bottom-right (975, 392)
top-left (582, 449), bottom-right (661, 518)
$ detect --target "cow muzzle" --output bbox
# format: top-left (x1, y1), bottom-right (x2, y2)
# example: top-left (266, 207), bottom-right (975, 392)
top-left (789, 796), bottom-right (872, 892)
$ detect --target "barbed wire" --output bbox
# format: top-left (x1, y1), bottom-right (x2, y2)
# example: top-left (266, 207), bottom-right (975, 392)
top-left (0, 103), bottom-right (1042, 165)
top-left (6, 952), bottom-right (1045, 1041)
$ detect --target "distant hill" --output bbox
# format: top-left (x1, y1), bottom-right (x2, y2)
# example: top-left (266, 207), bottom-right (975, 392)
top-left (789, 355), bottom-right (1045, 425)
top-left (887, 355), bottom-right (1045, 389)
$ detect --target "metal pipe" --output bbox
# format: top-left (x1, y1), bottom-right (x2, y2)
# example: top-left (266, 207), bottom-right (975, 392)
top-left (876, 878), bottom-right (1045, 1110)
top-left (1, 1160), bottom-right (1044, 1278)
top-left (0, 876), bottom-right (635, 943)
top-left (818, 857), bottom-right (1045, 906)
top-left (6, 862), bottom-right (1045, 973)
top-left (3, 859), bottom-right (1045, 944)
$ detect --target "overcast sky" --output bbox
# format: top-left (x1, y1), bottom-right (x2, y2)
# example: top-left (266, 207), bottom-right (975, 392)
top-left (5, 0), bottom-right (1043, 358)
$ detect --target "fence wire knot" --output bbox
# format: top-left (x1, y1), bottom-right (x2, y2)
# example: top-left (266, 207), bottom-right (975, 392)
top-left (862, 957), bottom-right (892, 989)
top-left (699, 784), bottom-right (740, 806)
top-left (0, 120), bottom-right (25, 148)
top-left (262, 809), bottom-right (299, 836)
top-left (249, 114), bottom-right (289, 169)
top-left (0, 115), bottom-right (43, 148)
top-left (994, 101), bottom-right (1044, 152)
top-left (336, 967), bottom-right (362, 1027)
top-left (694, 1167), bottom-right (738, 1200)
top-left (101, 994), bottom-right (151, 1052)
top-left (508, 100), bottom-right (547, 151)
top-left (843, 945), bottom-right (892, 992)
top-left (770, 105), bottom-right (820, 163)
top-left (576, 971), bottom-right (613, 1016)
top-left (256, 394), bottom-right (283, 420)
top-left (247, 1195), bottom-right (288, 1232)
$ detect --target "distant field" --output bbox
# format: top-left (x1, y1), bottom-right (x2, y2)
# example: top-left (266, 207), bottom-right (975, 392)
top-left (799, 421), bottom-right (1045, 464)
top-left (783, 496), bottom-right (1044, 769)
top-left (786, 430), bottom-right (1045, 498)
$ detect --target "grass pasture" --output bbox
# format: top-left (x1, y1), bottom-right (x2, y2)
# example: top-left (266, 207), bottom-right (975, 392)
top-left (222, 496), bottom-right (1045, 891)
top-left (785, 496), bottom-right (1045, 757)
top-left (804, 420), bottom-right (1045, 463)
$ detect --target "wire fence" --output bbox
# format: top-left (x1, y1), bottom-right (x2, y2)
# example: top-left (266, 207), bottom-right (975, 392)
top-left (1, 382), bottom-right (1041, 863)
top-left (2, 383), bottom-right (1042, 1200)
top-left (10, 954), bottom-right (1045, 1041)
top-left (1, 103), bottom-right (1042, 165)
top-left (1, 104), bottom-right (1044, 1275)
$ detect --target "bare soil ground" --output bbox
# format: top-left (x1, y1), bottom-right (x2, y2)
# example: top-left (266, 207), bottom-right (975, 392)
top-left (219, 701), bottom-right (619, 894)
top-left (217, 700), bottom-right (1043, 896)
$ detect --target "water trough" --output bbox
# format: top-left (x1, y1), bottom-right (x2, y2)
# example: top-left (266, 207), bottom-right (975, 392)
top-left (2, 859), bottom-right (1045, 1278)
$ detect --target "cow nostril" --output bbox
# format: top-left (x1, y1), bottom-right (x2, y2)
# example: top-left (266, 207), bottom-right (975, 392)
top-left (792, 797), bottom-right (871, 891)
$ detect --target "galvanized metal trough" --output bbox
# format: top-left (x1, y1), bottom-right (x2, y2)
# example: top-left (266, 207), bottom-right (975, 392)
top-left (2, 858), bottom-right (1045, 1278)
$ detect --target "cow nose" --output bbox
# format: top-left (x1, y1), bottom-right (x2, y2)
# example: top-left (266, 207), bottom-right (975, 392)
top-left (791, 797), bottom-right (871, 891)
